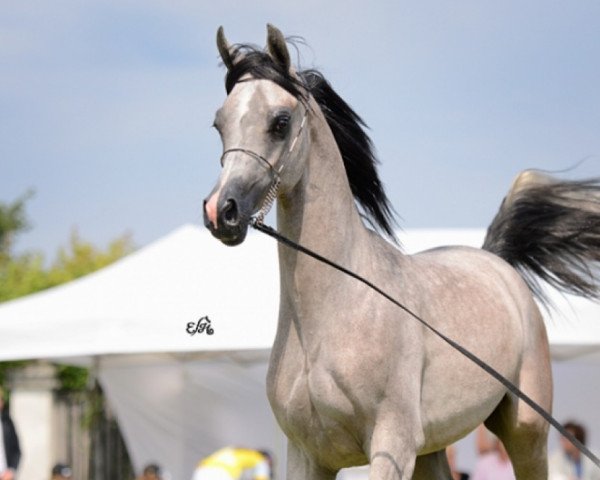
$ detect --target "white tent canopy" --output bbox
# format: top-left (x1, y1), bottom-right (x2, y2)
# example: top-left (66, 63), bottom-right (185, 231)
top-left (2, 225), bottom-right (598, 362)
top-left (0, 225), bottom-right (280, 362)
top-left (0, 225), bottom-right (284, 479)
top-left (1, 225), bottom-right (599, 478)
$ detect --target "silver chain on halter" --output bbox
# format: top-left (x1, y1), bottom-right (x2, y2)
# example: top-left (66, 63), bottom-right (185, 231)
top-left (220, 108), bottom-right (308, 226)
top-left (253, 177), bottom-right (281, 226)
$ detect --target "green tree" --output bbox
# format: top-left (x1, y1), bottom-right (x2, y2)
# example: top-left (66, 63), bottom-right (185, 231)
top-left (0, 229), bottom-right (134, 303)
top-left (0, 190), bottom-right (33, 260)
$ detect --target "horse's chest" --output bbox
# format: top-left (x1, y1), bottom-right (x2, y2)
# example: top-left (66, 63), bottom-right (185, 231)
top-left (268, 358), bottom-right (369, 467)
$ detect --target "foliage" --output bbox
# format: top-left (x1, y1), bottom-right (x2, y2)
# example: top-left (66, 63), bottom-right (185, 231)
top-left (0, 190), bottom-right (33, 260)
top-left (0, 252), bottom-right (46, 303)
top-left (0, 230), bottom-right (135, 303)
top-left (0, 361), bottom-right (28, 388)
top-left (56, 364), bottom-right (89, 393)
top-left (0, 192), bottom-right (135, 391)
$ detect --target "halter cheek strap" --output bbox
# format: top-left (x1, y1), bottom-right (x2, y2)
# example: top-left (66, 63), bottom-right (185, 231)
top-left (219, 108), bottom-right (308, 224)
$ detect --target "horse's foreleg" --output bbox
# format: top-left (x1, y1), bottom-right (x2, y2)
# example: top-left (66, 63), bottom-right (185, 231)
top-left (367, 422), bottom-right (423, 479)
top-left (369, 451), bottom-right (415, 479)
top-left (368, 450), bottom-right (452, 480)
top-left (285, 441), bottom-right (337, 480)
top-left (411, 451), bottom-right (453, 480)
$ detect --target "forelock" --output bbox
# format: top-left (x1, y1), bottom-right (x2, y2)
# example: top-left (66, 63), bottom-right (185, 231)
top-left (224, 45), bottom-right (306, 101)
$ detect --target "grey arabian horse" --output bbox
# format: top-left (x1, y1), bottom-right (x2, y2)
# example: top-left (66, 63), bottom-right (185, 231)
top-left (203, 25), bottom-right (600, 480)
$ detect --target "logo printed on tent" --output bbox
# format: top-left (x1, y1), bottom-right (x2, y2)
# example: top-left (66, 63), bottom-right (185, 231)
top-left (186, 316), bottom-right (214, 336)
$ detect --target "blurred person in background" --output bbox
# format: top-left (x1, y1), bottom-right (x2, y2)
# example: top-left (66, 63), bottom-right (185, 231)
top-left (0, 387), bottom-right (20, 480)
top-left (446, 444), bottom-right (470, 479)
top-left (50, 463), bottom-right (72, 480)
top-left (138, 463), bottom-right (162, 480)
top-left (472, 425), bottom-right (514, 480)
top-left (549, 420), bottom-right (600, 480)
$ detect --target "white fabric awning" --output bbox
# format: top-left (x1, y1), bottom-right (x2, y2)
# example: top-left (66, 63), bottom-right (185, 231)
top-left (0, 225), bottom-right (279, 362)
top-left (1, 225), bottom-right (599, 363)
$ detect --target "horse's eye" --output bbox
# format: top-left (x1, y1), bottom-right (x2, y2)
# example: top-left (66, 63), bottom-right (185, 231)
top-left (270, 114), bottom-right (291, 138)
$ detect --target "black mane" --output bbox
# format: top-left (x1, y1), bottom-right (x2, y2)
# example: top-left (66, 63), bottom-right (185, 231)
top-left (224, 44), bottom-right (398, 241)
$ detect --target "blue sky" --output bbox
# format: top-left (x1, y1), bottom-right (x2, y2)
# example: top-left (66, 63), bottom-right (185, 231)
top-left (2, 1), bottom-right (599, 258)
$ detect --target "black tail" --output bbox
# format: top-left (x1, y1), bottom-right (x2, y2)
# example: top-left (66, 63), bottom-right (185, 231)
top-left (482, 170), bottom-right (600, 306)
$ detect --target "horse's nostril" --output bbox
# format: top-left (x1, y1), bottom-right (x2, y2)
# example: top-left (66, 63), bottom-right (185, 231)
top-left (222, 199), bottom-right (239, 226)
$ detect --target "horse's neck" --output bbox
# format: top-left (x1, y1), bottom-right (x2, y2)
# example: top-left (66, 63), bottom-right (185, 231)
top-left (275, 107), bottom-right (371, 301)
top-left (278, 111), bottom-right (367, 251)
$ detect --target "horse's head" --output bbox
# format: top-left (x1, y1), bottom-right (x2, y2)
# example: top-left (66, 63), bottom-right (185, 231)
top-left (203, 25), bottom-right (310, 246)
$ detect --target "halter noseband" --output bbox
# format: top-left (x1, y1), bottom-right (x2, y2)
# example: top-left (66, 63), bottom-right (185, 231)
top-left (219, 107), bottom-right (308, 224)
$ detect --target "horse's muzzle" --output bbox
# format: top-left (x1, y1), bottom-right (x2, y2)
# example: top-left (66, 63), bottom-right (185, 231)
top-left (203, 195), bottom-right (249, 246)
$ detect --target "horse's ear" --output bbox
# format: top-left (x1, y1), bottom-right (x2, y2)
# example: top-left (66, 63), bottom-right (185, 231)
top-left (216, 26), bottom-right (235, 71)
top-left (266, 24), bottom-right (291, 71)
